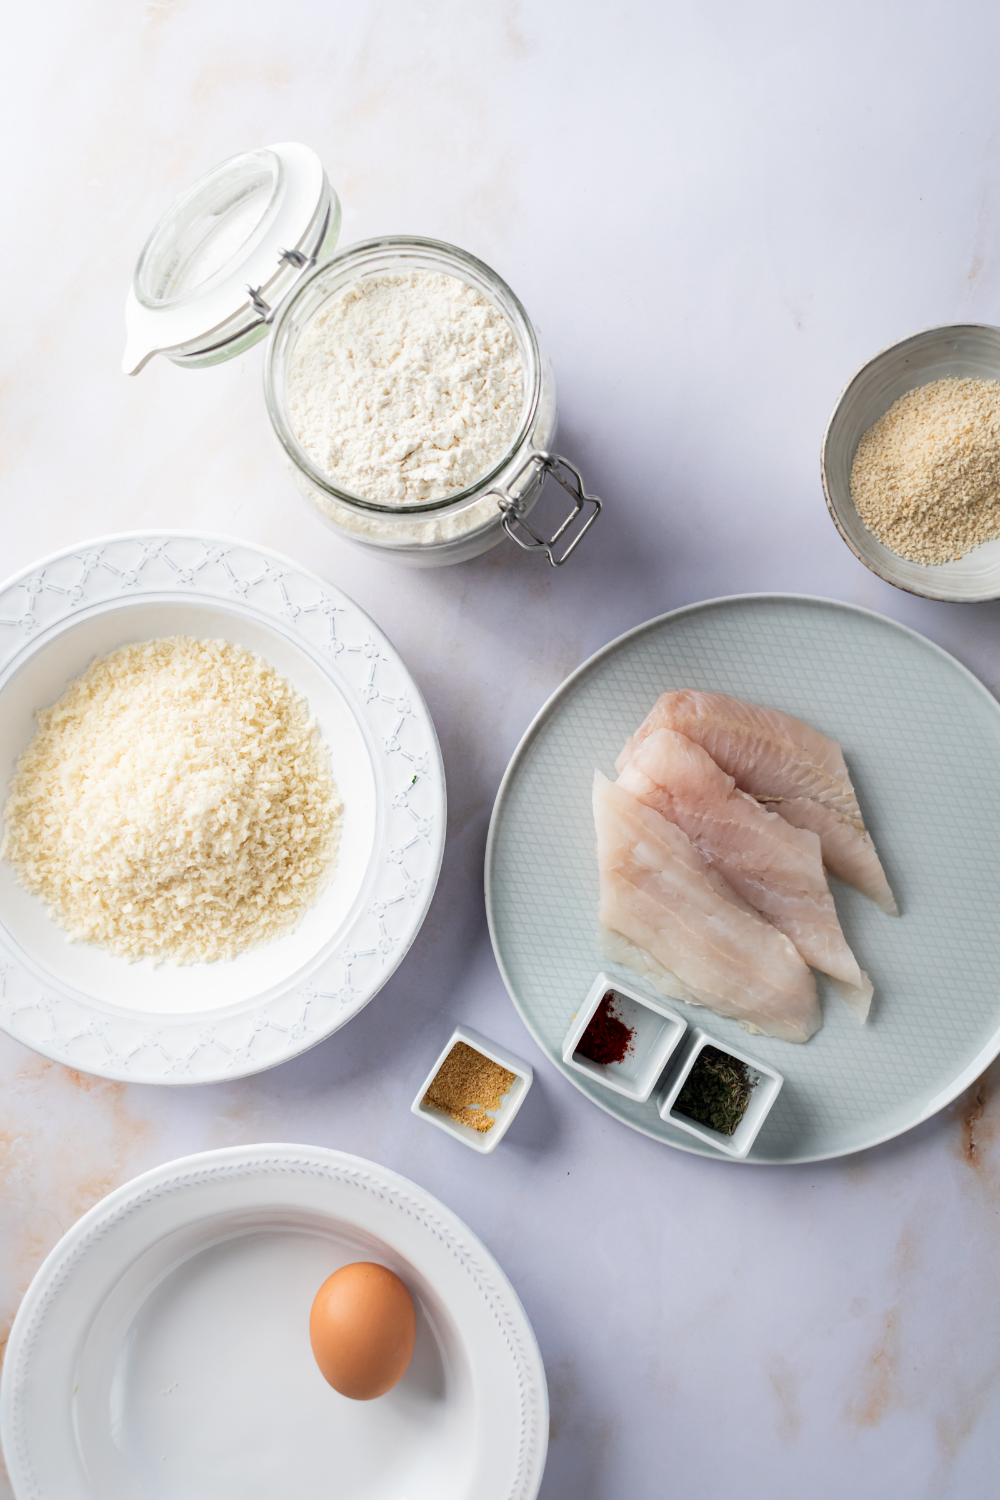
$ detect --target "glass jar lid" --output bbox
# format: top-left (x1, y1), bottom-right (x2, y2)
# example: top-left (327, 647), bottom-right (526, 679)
top-left (123, 142), bottom-right (339, 374)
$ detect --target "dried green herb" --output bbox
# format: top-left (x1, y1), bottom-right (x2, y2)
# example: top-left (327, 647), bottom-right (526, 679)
top-left (673, 1045), bottom-right (759, 1137)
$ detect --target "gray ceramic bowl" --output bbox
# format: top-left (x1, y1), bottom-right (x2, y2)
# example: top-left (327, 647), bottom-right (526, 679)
top-left (821, 323), bottom-right (1000, 602)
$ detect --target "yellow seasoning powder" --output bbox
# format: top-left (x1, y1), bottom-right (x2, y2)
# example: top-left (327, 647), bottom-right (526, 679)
top-left (424, 1042), bottom-right (516, 1133)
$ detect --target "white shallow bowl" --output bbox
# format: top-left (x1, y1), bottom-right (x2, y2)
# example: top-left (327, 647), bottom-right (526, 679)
top-left (562, 972), bottom-right (686, 1102)
top-left (657, 1028), bottom-right (784, 1160)
top-left (411, 1024), bottom-right (534, 1153)
top-left (0, 1144), bottom-right (548, 1500)
top-left (0, 533), bottom-right (445, 1084)
top-left (822, 322), bottom-right (1000, 601)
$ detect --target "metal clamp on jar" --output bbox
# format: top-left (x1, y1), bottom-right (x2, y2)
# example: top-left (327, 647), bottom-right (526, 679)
top-left (124, 145), bottom-right (602, 569)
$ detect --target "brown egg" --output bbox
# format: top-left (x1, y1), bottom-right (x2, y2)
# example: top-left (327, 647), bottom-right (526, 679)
top-left (309, 1261), bottom-right (416, 1400)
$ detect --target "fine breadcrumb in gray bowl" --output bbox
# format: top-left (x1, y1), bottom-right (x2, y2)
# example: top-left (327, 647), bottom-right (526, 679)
top-left (0, 636), bottom-right (342, 964)
top-left (850, 376), bottom-right (1000, 564)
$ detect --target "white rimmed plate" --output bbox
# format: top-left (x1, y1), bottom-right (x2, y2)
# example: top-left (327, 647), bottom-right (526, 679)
top-left (0, 533), bottom-right (445, 1083)
top-left (0, 1144), bottom-right (547, 1500)
top-left (486, 594), bottom-right (1000, 1163)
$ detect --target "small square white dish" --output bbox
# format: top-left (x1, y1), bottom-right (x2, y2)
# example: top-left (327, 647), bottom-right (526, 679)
top-left (657, 1028), bottom-right (784, 1159)
top-left (412, 1025), bottom-right (533, 1154)
top-left (562, 972), bottom-right (686, 1103)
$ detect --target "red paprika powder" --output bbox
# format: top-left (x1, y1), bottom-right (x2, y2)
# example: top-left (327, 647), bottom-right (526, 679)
top-left (576, 990), bottom-right (634, 1065)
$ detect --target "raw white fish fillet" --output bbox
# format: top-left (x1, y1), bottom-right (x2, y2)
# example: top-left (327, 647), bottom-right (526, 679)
top-left (616, 729), bottom-right (873, 1021)
top-left (593, 772), bottom-right (821, 1043)
top-left (598, 926), bottom-right (705, 1007)
top-left (617, 690), bottom-right (858, 813)
top-left (767, 796), bottom-right (898, 918)
top-left (618, 690), bottom-right (897, 916)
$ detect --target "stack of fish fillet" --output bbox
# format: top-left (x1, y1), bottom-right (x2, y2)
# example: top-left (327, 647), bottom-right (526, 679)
top-left (594, 692), bottom-right (897, 1044)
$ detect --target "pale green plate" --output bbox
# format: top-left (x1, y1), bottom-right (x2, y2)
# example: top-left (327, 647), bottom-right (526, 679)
top-left (485, 595), bottom-right (1000, 1164)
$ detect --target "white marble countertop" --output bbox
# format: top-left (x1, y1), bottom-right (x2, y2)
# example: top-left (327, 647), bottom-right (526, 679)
top-left (3, 3), bottom-right (1000, 1496)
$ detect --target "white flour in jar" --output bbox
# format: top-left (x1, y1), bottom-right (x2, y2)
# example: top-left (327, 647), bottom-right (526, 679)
top-left (285, 270), bottom-right (524, 537)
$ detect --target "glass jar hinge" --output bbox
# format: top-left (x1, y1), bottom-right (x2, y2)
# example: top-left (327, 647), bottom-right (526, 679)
top-left (244, 205), bottom-right (331, 325)
top-left (494, 453), bottom-right (602, 567)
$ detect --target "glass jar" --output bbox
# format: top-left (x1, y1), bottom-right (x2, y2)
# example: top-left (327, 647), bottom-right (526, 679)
top-left (264, 237), bottom-right (598, 567)
top-left (126, 149), bottom-right (600, 567)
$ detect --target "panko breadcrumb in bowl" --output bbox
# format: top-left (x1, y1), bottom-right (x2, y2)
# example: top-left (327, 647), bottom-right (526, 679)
top-left (1, 637), bottom-right (343, 965)
top-left (0, 533), bottom-right (446, 1084)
